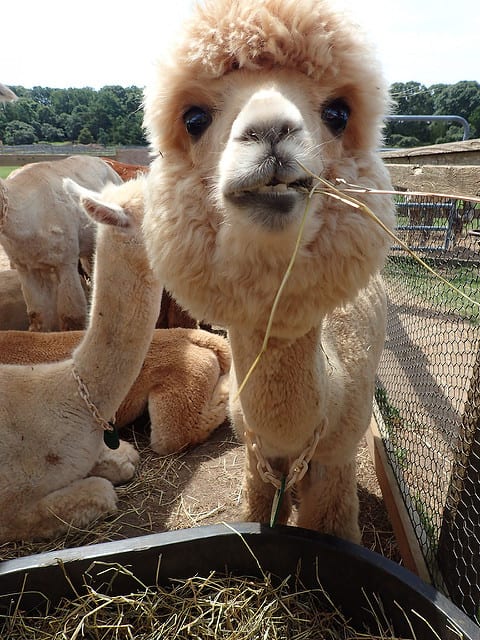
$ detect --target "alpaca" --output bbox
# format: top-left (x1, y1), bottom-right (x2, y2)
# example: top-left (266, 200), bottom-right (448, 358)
top-left (0, 176), bottom-right (162, 542)
top-left (143, 0), bottom-right (396, 542)
top-left (0, 155), bottom-right (122, 331)
top-left (100, 158), bottom-right (149, 181)
top-left (98, 157), bottom-right (198, 329)
top-left (0, 327), bottom-right (231, 455)
top-left (0, 82), bottom-right (17, 103)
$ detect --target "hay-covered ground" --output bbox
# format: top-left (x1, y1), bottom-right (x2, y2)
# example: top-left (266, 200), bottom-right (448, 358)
top-left (0, 243), bottom-right (400, 564)
top-left (0, 416), bottom-right (400, 564)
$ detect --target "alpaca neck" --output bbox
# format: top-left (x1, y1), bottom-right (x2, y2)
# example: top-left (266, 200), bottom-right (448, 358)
top-left (229, 323), bottom-right (328, 456)
top-left (73, 228), bottom-right (161, 421)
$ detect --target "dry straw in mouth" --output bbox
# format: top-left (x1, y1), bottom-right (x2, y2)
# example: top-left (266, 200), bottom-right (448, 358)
top-left (236, 163), bottom-right (479, 399)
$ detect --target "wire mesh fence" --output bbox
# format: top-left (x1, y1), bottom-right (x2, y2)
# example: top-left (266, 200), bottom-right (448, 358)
top-left (374, 191), bottom-right (480, 623)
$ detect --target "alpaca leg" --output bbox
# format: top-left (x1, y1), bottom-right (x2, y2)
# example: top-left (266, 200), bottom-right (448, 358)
top-left (296, 459), bottom-right (361, 543)
top-left (18, 267), bottom-right (58, 331)
top-left (89, 439), bottom-right (140, 484)
top-left (9, 476), bottom-right (117, 542)
top-left (241, 445), bottom-right (292, 524)
top-left (191, 371), bottom-right (230, 442)
top-left (57, 263), bottom-right (88, 330)
top-left (148, 385), bottom-right (199, 454)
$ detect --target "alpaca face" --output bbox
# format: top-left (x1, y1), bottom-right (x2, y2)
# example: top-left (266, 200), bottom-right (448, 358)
top-left (217, 76), bottom-right (351, 236)
top-left (218, 82), bottom-right (315, 232)
top-left (143, 0), bottom-right (396, 336)
top-left (187, 68), bottom-right (359, 248)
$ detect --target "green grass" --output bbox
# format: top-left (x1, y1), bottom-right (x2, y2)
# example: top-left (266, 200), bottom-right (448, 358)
top-left (0, 166), bottom-right (18, 179)
top-left (384, 255), bottom-right (480, 324)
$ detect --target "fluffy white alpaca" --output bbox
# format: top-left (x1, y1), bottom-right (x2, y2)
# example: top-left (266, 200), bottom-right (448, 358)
top-left (0, 156), bottom-right (122, 331)
top-left (143, 0), bottom-right (396, 542)
top-left (0, 177), bottom-right (162, 542)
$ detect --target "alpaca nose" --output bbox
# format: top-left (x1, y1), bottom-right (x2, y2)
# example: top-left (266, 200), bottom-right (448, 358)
top-left (241, 120), bottom-right (302, 145)
top-left (232, 88), bottom-right (305, 147)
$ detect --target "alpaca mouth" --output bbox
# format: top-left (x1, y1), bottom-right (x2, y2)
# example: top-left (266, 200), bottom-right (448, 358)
top-left (234, 176), bottom-right (313, 196)
top-left (257, 176), bottom-right (313, 192)
top-left (226, 176), bottom-right (313, 213)
top-left (224, 176), bottom-right (313, 230)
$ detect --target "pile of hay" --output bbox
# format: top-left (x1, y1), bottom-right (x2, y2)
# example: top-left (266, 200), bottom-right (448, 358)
top-left (1, 562), bottom-right (405, 640)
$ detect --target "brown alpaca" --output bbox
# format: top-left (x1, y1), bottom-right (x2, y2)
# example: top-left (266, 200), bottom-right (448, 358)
top-left (142, 0), bottom-right (395, 542)
top-left (0, 327), bottom-right (230, 456)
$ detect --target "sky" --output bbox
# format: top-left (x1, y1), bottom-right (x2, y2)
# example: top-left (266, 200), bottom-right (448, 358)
top-left (2, 0), bottom-right (479, 91)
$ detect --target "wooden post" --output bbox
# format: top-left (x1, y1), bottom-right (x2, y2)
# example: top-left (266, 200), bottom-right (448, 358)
top-left (366, 416), bottom-right (431, 583)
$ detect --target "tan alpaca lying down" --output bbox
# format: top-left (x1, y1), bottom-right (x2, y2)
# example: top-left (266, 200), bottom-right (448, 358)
top-left (0, 327), bottom-right (231, 455)
top-left (0, 262), bottom-right (198, 332)
top-left (143, 0), bottom-right (396, 542)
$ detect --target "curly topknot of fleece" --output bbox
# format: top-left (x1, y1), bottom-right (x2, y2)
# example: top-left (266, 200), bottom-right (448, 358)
top-left (178, 0), bottom-right (375, 83)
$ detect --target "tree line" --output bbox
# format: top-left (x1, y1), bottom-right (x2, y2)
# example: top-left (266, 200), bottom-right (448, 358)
top-left (385, 81), bottom-right (480, 147)
top-left (0, 85), bottom-right (145, 146)
top-left (0, 81), bottom-right (479, 148)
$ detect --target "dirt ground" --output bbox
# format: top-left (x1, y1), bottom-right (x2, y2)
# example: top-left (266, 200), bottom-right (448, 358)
top-left (0, 242), bottom-right (400, 566)
top-left (0, 411), bottom-right (401, 565)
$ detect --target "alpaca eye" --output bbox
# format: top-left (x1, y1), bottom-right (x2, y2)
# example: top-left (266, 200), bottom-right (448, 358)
top-left (321, 98), bottom-right (350, 135)
top-left (183, 106), bottom-right (212, 137)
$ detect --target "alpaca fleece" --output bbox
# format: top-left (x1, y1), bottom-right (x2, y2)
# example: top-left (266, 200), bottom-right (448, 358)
top-left (143, 0), bottom-right (396, 541)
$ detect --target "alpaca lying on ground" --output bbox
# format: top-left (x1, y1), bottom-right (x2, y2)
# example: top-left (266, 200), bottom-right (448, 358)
top-left (143, 0), bottom-right (396, 542)
top-left (0, 327), bottom-right (231, 455)
top-left (0, 245), bottom-right (197, 332)
top-left (0, 155), bottom-right (122, 331)
top-left (0, 177), bottom-right (161, 542)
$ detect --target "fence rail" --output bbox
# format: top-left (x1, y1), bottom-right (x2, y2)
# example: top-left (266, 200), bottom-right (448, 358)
top-left (0, 144), bottom-right (151, 167)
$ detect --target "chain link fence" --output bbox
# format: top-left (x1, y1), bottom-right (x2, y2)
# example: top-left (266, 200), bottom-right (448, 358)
top-left (374, 191), bottom-right (480, 623)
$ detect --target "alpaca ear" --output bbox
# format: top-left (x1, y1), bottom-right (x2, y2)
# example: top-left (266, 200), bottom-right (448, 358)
top-left (63, 178), bottom-right (131, 228)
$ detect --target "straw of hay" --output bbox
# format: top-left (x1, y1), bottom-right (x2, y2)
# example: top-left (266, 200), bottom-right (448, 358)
top-left (236, 165), bottom-right (479, 398)
top-left (1, 559), bottom-right (416, 640)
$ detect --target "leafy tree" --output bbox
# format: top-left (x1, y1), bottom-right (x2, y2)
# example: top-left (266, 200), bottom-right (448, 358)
top-left (30, 86), bottom-right (53, 107)
top-left (385, 82), bottom-right (434, 146)
top-left (7, 97), bottom-right (39, 125)
top-left (40, 122), bottom-right (65, 142)
top-left (470, 106), bottom-right (480, 138)
top-left (67, 107), bottom-right (92, 142)
top-left (77, 126), bottom-right (93, 144)
top-left (433, 81), bottom-right (480, 120)
top-left (388, 134), bottom-right (422, 148)
top-left (4, 120), bottom-right (38, 144)
top-left (37, 104), bottom-right (59, 127)
top-left (97, 128), bottom-right (109, 146)
top-left (389, 81), bottom-right (434, 115)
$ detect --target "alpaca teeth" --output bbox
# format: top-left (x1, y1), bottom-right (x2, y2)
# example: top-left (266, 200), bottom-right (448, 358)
top-left (257, 184), bottom-right (288, 194)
